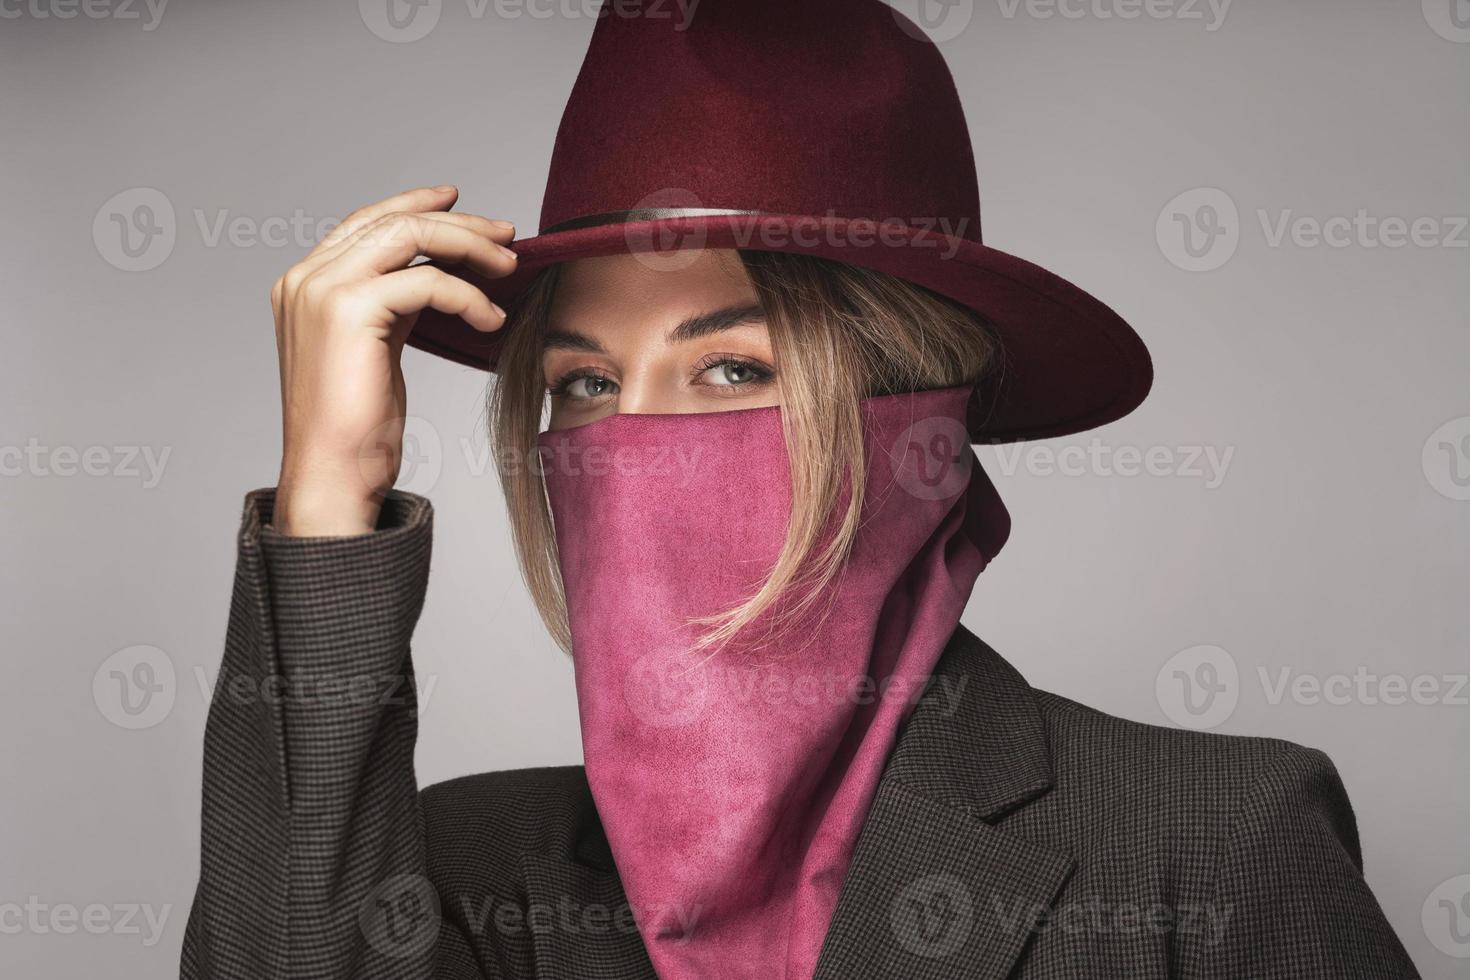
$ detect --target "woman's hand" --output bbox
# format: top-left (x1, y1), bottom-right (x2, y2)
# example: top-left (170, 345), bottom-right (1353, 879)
top-left (270, 185), bottom-right (516, 536)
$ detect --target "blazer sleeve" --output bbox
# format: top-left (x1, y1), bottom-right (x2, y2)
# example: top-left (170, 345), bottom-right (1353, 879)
top-left (1196, 743), bottom-right (1421, 979)
top-left (180, 487), bottom-right (486, 980)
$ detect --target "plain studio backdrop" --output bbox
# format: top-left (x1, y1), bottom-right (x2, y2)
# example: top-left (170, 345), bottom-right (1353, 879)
top-left (2, 1), bottom-right (1467, 977)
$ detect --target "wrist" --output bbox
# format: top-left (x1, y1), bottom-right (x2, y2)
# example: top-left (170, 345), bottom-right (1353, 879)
top-left (274, 468), bottom-right (385, 538)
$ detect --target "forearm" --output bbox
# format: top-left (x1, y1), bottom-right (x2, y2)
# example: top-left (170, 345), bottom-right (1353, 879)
top-left (181, 488), bottom-right (456, 979)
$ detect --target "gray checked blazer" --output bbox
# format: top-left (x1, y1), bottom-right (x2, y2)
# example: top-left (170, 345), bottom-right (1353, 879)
top-left (180, 488), bottom-right (1421, 979)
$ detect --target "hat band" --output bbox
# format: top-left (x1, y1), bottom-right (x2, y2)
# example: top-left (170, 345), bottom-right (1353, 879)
top-left (540, 207), bottom-right (767, 234)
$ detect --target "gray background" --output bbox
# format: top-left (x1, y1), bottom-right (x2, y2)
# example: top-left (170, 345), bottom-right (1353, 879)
top-left (3, 0), bottom-right (1468, 976)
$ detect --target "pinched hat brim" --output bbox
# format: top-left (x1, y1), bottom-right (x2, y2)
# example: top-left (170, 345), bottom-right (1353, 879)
top-left (407, 211), bottom-right (1152, 445)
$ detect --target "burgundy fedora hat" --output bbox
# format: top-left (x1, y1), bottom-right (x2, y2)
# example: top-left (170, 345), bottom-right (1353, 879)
top-left (407, 0), bottom-right (1151, 443)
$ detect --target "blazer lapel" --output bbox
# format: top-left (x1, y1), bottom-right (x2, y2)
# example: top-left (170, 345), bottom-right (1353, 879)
top-left (520, 821), bottom-right (658, 979)
top-left (812, 626), bottom-right (1076, 980)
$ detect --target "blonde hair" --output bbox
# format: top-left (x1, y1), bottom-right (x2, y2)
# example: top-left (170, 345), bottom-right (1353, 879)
top-left (490, 250), bottom-right (998, 654)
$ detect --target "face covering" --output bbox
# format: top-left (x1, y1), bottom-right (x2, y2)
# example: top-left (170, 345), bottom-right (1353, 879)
top-left (537, 384), bottom-right (1009, 979)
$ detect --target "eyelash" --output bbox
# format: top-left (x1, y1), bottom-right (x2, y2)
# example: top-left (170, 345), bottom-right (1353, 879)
top-left (546, 368), bottom-right (613, 399)
top-left (690, 353), bottom-right (776, 388)
top-left (545, 356), bottom-right (776, 399)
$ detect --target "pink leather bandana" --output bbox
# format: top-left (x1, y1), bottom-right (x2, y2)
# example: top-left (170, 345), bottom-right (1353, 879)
top-left (538, 385), bottom-right (1010, 978)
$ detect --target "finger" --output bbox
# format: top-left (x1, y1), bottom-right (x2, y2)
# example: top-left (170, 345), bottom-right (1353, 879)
top-left (305, 211), bottom-right (515, 275)
top-left (306, 185), bottom-right (461, 261)
top-left (320, 211), bottom-right (518, 282)
top-left (366, 264), bottom-right (506, 337)
top-left (427, 211), bottom-right (516, 246)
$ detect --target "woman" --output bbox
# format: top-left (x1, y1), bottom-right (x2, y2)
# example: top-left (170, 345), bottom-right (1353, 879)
top-left (181, 2), bottom-right (1418, 978)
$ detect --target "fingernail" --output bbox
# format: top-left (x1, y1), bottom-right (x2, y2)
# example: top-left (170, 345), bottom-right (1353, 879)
top-left (490, 219), bottom-right (515, 232)
top-left (432, 184), bottom-right (456, 193)
top-left (490, 302), bottom-right (506, 318)
top-left (498, 244), bottom-right (518, 259)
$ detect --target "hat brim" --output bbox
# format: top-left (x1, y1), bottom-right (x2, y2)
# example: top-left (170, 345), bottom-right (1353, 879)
top-left (406, 213), bottom-right (1151, 444)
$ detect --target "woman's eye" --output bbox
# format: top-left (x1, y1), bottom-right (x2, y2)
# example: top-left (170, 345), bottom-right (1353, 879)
top-left (557, 375), bottom-right (618, 400)
top-left (700, 361), bottom-right (762, 386)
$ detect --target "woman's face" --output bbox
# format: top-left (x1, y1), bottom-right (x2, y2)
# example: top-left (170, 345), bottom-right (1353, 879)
top-left (541, 249), bottom-right (781, 431)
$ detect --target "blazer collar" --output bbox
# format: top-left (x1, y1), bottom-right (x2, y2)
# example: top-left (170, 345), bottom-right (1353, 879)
top-left (881, 624), bottom-right (1056, 820)
top-left (812, 625), bottom-right (1076, 979)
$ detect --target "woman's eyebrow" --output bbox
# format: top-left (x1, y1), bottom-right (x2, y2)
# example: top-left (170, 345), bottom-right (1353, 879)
top-left (542, 329), bottom-right (607, 354)
top-left (665, 304), bottom-right (766, 344)
top-left (543, 304), bottom-right (767, 353)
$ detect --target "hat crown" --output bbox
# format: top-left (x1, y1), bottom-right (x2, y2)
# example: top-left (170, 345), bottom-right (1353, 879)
top-left (539, 0), bottom-right (982, 241)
